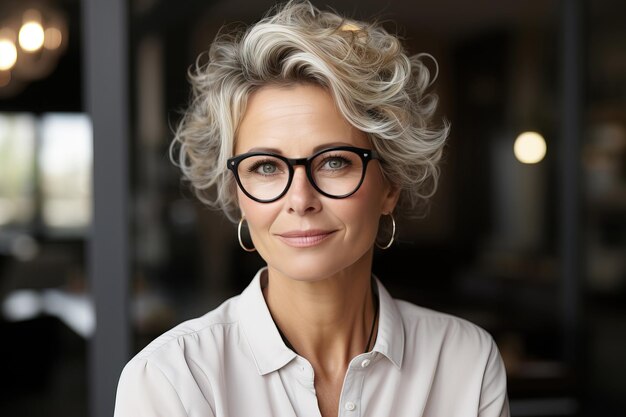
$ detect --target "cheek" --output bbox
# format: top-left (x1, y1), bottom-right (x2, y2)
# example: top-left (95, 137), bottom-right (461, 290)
top-left (348, 203), bottom-right (382, 239)
top-left (238, 192), bottom-right (277, 235)
top-left (237, 190), bottom-right (253, 219)
top-left (339, 190), bottom-right (385, 237)
top-left (345, 175), bottom-right (392, 233)
top-left (354, 174), bottom-right (389, 213)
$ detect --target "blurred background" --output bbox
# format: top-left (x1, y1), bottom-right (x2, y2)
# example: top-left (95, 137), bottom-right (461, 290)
top-left (0, 0), bottom-right (624, 416)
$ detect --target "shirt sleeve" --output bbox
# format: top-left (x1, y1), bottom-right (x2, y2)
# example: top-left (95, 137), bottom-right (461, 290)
top-left (114, 357), bottom-right (213, 417)
top-left (478, 337), bottom-right (511, 417)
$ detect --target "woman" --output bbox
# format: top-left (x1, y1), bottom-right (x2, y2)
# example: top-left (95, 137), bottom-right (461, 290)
top-left (114, 1), bottom-right (510, 416)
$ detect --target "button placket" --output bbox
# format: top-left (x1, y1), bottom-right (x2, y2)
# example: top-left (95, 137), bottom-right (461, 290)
top-left (344, 401), bottom-right (356, 411)
top-left (291, 358), bottom-right (315, 390)
top-left (338, 355), bottom-right (372, 417)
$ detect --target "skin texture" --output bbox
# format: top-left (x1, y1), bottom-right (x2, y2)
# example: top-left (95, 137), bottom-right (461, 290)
top-left (235, 84), bottom-right (399, 417)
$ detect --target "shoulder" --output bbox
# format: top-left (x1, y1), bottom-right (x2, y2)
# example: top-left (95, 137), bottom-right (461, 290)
top-left (395, 298), bottom-right (496, 355)
top-left (115, 307), bottom-right (236, 417)
top-left (391, 299), bottom-right (510, 415)
top-left (115, 295), bottom-right (243, 416)
top-left (128, 293), bottom-right (242, 367)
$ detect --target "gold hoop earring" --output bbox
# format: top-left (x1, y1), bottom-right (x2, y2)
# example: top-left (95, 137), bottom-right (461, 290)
top-left (376, 213), bottom-right (396, 250)
top-left (238, 217), bottom-right (256, 252)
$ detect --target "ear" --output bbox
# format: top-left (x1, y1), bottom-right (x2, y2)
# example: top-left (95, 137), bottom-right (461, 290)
top-left (381, 184), bottom-right (401, 214)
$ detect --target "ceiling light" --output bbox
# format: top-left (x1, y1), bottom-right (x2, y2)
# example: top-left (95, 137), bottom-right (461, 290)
top-left (514, 131), bottom-right (547, 164)
top-left (0, 39), bottom-right (18, 70)
top-left (19, 21), bottom-right (45, 52)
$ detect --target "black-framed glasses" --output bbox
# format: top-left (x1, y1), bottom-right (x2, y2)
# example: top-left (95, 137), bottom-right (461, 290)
top-left (227, 146), bottom-right (380, 203)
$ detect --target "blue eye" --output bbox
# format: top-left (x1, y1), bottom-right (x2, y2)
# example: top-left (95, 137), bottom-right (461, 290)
top-left (259, 163), bottom-right (277, 174)
top-left (328, 158), bottom-right (344, 169)
top-left (321, 155), bottom-right (351, 170)
top-left (246, 158), bottom-right (285, 176)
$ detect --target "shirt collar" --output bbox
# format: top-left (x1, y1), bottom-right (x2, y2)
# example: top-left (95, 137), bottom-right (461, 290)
top-left (372, 275), bottom-right (405, 369)
top-left (238, 268), bottom-right (405, 375)
top-left (238, 268), bottom-right (297, 376)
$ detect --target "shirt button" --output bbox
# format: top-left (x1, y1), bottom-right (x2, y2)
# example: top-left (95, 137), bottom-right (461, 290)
top-left (361, 359), bottom-right (371, 368)
top-left (345, 402), bottom-right (356, 411)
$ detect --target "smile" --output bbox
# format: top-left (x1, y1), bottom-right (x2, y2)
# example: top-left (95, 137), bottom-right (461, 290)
top-left (276, 230), bottom-right (337, 248)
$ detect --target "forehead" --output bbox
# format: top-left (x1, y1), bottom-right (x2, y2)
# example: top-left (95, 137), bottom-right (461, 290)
top-left (235, 84), bottom-right (369, 155)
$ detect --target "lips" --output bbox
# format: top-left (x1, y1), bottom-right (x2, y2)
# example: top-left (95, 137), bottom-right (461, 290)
top-left (276, 229), bottom-right (337, 248)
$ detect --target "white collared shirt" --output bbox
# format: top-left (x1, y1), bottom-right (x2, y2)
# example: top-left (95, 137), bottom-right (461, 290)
top-left (114, 268), bottom-right (510, 417)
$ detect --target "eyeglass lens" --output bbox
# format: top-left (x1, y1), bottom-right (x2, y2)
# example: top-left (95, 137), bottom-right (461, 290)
top-left (236, 148), bottom-right (365, 201)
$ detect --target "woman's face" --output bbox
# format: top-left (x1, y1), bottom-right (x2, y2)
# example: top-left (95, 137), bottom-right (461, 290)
top-left (235, 84), bottom-right (399, 282)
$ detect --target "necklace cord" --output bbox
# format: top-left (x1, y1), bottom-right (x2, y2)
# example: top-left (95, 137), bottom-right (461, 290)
top-left (273, 285), bottom-right (379, 356)
top-left (364, 291), bottom-right (379, 352)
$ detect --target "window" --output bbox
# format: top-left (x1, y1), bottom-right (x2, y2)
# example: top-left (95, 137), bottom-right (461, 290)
top-left (0, 112), bottom-right (92, 236)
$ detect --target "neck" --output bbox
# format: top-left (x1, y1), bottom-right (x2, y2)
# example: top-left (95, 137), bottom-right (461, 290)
top-left (261, 258), bottom-right (378, 378)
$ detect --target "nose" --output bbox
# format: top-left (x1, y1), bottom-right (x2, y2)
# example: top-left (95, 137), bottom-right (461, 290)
top-left (285, 166), bottom-right (322, 215)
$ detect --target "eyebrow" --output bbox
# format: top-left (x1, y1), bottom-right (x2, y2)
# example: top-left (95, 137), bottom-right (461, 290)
top-left (244, 141), bottom-right (356, 155)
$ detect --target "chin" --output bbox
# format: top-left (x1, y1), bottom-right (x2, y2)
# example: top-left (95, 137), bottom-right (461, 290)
top-left (270, 260), bottom-right (342, 282)
top-left (266, 249), bottom-right (372, 283)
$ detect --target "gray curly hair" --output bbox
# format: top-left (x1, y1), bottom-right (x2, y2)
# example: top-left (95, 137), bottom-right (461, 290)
top-left (170, 0), bottom-right (450, 222)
